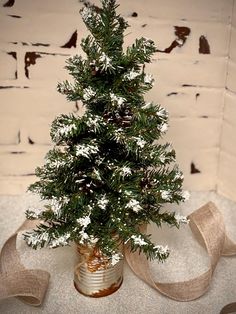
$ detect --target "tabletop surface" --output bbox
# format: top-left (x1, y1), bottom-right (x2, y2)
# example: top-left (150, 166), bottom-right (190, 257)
top-left (0, 190), bottom-right (236, 314)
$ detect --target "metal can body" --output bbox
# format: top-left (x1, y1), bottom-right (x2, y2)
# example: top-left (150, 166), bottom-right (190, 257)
top-left (74, 245), bottom-right (124, 297)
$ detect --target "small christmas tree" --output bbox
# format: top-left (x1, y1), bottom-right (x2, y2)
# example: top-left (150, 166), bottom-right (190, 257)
top-left (24, 0), bottom-right (189, 264)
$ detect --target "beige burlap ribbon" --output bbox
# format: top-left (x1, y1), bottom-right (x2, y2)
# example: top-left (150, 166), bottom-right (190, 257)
top-left (0, 201), bottom-right (236, 312)
top-left (0, 219), bottom-right (50, 306)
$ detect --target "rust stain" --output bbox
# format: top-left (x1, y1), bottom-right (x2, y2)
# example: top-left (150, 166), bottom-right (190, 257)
top-left (7, 51), bottom-right (17, 60)
top-left (199, 35), bottom-right (210, 54)
top-left (3, 0), bottom-right (15, 7)
top-left (167, 92), bottom-right (178, 96)
top-left (74, 279), bottom-right (123, 298)
top-left (61, 30), bottom-right (77, 48)
top-left (74, 101), bottom-right (79, 112)
top-left (24, 52), bottom-right (41, 79)
top-left (32, 43), bottom-right (50, 47)
top-left (175, 26), bottom-right (191, 41)
top-left (39, 52), bottom-right (69, 56)
top-left (182, 84), bottom-right (197, 87)
top-left (28, 137), bottom-right (35, 145)
top-left (10, 41), bottom-right (50, 47)
top-left (91, 280), bottom-right (123, 297)
top-left (0, 86), bottom-right (28, 88)
top-left (77, 245), bottom-right (110, 273)
top-left (191, 162), bottom-right (201, 174)
top-left (157, 26), bottom-right (191, 53)
top-left (8, 14), bottom-right (21, 18)
top-left (17, 130), bottom-right (21, 144)
top-left (7, 172), bottom-right (35, 176)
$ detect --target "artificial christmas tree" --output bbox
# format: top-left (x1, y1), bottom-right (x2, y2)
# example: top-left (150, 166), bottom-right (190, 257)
top-left (24, 0), bottom-right (189, 297)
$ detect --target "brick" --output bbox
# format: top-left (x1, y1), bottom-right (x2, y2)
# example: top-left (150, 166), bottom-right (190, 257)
top-left (175, 147), bottom-right (218, 191)
top-left (164, 117), bottom-right (221, 149)
top-left (23, 117), bottom-right (53, 145)
top-left (145, 87), bottom-right (224, 118)
top-left (0, 88), bottom-right (75, 118)
top-left (0, 118), bottom-right (20, 145)
top-left (0, 146), bottom-right (49, 176)
top-left (0, 87), bottom-right (81, 145)
top-left (145, 57), bottom-right (227, 90)
top-left (0, 12), bottom-right (86, 47)
top-left (26, 53), bottom-right (70, 81)
top-left (125, 20), bottom-right (230, 57)
top-left (0, 176), bottom-right (37, 195)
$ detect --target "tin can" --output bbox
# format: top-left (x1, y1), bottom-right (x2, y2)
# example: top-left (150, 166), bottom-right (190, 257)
top-left (74, 245), bottom-right (124, 297)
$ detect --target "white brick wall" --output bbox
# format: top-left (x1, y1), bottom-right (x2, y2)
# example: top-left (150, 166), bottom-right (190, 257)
top-left (0, 0), bottom-right (235, 201)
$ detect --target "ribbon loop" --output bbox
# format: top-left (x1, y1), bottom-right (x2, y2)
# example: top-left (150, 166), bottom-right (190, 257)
top-left (0, 219), bottom-right (50, 306)
top-left (125, 202), bottom-right (236, 302)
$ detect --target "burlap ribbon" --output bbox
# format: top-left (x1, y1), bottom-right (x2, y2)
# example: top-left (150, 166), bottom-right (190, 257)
top-left (0, 201), bottom-right (236, 313)
top-left (0, 219), bottom-right (50, 306)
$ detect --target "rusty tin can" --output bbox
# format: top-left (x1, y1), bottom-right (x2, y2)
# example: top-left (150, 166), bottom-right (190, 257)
top-left (74, 245), bottom-right (124, 297)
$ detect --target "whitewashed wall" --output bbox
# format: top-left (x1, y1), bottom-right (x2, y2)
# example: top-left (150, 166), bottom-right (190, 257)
top-left (0, 0), bottom-right (235, 201)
